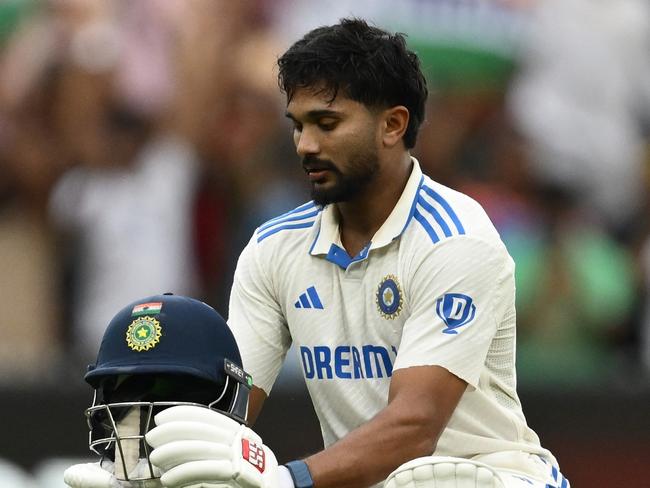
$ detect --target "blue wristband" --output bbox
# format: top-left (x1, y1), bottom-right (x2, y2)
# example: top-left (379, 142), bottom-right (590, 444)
top-left (284, 460), bottom-right (314, 488)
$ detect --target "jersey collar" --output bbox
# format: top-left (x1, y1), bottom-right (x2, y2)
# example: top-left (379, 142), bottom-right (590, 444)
top-left (309, 157), bottom-right (423, 265)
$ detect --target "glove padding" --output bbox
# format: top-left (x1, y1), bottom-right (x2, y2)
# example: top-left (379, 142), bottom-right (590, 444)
top-left (384, 456), bottom-right (506, 488)
top-left (64, 460), bottom-right (163, 488)
top-left (146, 405), bottom-right (279, 488)
top-left (64, 462), bottom-right (119, 488)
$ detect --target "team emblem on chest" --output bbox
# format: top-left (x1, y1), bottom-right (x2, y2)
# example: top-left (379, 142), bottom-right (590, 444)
top-left (376, 275), bottom-right (403, 319)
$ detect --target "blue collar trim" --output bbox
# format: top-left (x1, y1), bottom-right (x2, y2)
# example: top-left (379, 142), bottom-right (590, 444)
top-left (325, 242), bottom-right (371, 270)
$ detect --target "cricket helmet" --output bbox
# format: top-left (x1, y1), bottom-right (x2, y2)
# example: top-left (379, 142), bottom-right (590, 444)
top-left (84, 293), bottom-right (252, 482)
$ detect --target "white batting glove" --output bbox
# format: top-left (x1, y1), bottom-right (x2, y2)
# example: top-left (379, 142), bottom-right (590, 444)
top-left (146, 405), bottom-right (280, 488)
top-left (385, 456), bottom-right (506, 488)
top-left (64, 462), bottom-right (120, 488)
top-left (64, 460), bottom-right (163, 488)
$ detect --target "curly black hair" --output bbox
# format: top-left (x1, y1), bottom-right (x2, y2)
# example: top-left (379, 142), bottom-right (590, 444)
top-left (278, 18), bottom-right (428, 149)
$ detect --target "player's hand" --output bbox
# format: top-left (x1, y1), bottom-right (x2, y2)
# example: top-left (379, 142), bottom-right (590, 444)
top-left (64, 460), bottom-right (163, 488)
top-left (146, 405), bottom-right (280, 488)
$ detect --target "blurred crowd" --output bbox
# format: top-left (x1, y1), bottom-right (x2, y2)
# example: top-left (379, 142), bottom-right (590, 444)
top-left (0, 0), bottom-right (649, 391)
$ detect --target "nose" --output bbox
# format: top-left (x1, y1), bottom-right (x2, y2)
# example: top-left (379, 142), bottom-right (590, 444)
top-left (295, 127), bottom-right (320, 157)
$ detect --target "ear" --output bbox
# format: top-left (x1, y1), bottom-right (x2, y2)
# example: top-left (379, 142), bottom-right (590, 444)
top-left (381, 106), bottom-right (410, 148)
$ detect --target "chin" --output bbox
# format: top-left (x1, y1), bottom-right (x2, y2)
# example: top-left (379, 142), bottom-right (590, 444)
top-left (311, 187), bottom-right (350, 206)
top-left (310, 172), bottom-right (369, 206)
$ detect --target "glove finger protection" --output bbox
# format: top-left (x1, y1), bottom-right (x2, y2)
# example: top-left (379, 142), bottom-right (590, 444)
top-left (384, 456), bottom-right (505, 488)
top-left (154, 405), bottom-right (242, 434)
top-left (63, 462), bottom-right (122, 488)
top-left (149, 440), bottom-right (232, 471)
top-left (146, 405), bottom-right (279, 488)
top-left (64, 460), bottom-right (164, 488)
top-left (147, 421), bottom-right (237, 454)
top-left (63, 463), bottom-right (136, 488)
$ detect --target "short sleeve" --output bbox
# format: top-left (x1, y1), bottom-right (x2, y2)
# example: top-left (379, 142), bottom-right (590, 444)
top-left (227, 238), bottom-right (291, 395)
top-left (393, 236), bottom-right (513, 388)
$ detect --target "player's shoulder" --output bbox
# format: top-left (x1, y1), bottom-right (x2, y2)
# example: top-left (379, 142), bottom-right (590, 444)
top-left (408, 175), bottom-right (501, 247)
top-left (253, 200), bottom-right (322, 247)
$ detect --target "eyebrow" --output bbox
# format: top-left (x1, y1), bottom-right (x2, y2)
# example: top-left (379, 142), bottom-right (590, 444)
top-left (285, 109), bottom-right (343, 121)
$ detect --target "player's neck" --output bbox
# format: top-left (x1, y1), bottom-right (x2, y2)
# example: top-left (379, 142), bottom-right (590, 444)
top-left (336, 154), bottom-right (412, 257)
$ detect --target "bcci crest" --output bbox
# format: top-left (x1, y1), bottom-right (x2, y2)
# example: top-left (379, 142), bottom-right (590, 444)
top-left (126, 317), bottom-right (162, 352)
top-left (376, 275), bottom-right (403, 319)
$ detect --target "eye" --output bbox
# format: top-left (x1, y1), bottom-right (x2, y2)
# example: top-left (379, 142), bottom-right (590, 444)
top-left (317, 118), bottom-right (338, 131)
top-left (292, 121), bottom-right (303, 133)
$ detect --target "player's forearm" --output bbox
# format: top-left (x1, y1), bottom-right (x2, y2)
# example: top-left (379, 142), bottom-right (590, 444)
top-left (304, 398), bottom-right (443, 488)
top-left (247, 385), bottom-right (268, 426)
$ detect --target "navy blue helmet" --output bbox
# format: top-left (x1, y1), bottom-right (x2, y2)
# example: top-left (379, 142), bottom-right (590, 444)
top-left (84, 293), bottom-right (251, 482)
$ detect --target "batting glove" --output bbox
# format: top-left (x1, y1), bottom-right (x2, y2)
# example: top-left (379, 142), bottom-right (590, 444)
top-left (63, 460), bottom-right (163, 488)
top-left (146, 405), bottom-right (280, 488)
top-left (385, 456), bottom-right (506, 488)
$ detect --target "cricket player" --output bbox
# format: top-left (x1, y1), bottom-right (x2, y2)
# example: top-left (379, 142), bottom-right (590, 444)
top-left (66, 18), bottom-right (571, 488)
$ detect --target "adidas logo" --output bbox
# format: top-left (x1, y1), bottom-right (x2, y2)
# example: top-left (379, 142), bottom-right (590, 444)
top-left (294, 286), bottom-right (324, 309)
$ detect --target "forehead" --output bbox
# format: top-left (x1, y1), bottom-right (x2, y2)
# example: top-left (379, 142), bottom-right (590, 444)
top-left (286, 86), bottom-right (366, 118)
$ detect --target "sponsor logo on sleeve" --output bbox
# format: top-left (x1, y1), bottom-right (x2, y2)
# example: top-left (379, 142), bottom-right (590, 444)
top-left (436, 293), bottom-right (476, 334)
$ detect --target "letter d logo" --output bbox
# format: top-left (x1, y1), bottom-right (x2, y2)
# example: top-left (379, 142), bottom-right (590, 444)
top-left (436, 293), bottom-right (476, 334)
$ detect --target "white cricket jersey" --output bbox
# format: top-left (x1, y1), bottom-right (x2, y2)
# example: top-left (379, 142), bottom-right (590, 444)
top-left (228, 158), bottom-right (557, 481)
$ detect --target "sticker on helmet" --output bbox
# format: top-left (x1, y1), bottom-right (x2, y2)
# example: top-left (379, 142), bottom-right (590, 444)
top-left (225, 358), bottom-right (253, 388)
top-left (126, 316), bottom-right (162, 351)
top-left (131, 302), bottom-right (163, 317)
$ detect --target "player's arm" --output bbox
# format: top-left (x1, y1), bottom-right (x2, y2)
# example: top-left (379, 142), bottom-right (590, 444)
top-left (227, 235), bottom-right (291, 415)
top-left (247, 385), bottom-right (268, 426)
top-left (145, 365), bottom-right (466, 488)
top-left (304, 364), bottom-right (466, 488)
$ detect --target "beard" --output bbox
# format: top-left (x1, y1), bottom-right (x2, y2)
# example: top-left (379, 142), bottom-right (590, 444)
top-left (304, 148), bottom-right (379, 206)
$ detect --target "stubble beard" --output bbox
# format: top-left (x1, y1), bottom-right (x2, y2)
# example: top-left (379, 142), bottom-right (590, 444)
top-left (309, 149), bottom-right (380, 206)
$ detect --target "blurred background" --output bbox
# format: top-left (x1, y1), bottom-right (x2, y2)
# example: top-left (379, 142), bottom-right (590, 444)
top-left (0, 0), bottom-right (648, 486)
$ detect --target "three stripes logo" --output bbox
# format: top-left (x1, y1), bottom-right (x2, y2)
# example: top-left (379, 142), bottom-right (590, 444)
top-left (294, 286), bottom-right (324, 309)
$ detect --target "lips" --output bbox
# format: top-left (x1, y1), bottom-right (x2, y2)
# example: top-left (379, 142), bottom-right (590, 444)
top-left (305, 168), bottom-right (330, 182)
top-left (302, 157), bottom-right (338, 183)
top-left (303, 162), bottom-right (334, 173)
top-left (304, 166), bottom-right (330, 174)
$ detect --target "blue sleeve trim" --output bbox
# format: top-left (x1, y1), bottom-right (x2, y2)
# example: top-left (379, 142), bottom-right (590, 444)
top-left (416, 195), bottom-right (453, 237)
top-left (413, 209), bottom-right (440, 243)
top-left (258, 201), bottom-right (316, 228)
top-left (421, 185), bottom-right (465, 235)
top-left (257, 209), bottom-right (320, 233)
top-left (257, 221), bottom-right (315, 243)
